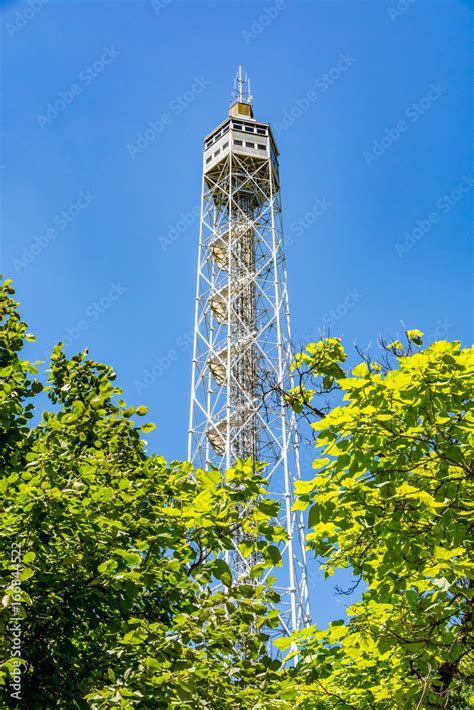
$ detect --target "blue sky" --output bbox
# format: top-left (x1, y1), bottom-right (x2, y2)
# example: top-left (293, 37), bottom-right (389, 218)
top-left (1, 0), bottom-right (472, 628)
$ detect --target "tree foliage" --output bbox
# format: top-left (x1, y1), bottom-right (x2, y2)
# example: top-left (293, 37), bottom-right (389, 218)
top-left (0, 279), bottom-right (288, 708)
top-left (1, 276), bottom-right (473, 709)
top-left (283, 332), bottom-right (474, 708)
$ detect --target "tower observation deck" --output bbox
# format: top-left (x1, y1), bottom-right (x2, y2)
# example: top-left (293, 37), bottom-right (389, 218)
top-left (188, 67), bottom-right (310, 636)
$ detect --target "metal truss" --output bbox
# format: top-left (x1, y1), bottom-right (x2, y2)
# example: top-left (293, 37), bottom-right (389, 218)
top-left (188, 98), bottom-right (311, 637)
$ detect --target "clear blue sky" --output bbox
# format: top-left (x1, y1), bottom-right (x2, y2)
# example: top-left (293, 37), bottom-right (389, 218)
top-left (1, 0), bottom-right (472, 628)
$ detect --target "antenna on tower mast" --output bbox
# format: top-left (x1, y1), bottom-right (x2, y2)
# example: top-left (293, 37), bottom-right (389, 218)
top-left (231, 65), bottom-right (252, 106)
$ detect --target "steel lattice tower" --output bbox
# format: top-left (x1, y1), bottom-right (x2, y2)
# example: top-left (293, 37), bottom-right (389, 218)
top-left (188, 67), bottom-right (311, 636)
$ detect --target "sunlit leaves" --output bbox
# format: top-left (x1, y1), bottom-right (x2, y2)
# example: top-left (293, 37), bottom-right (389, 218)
top-left (406, 328), bottom-right (424, 345)
top-left (289, 336), bottom-right (474, 708)
top-left (140, 422), bottom-right (155, 433)
top-left (293, 337), bottom-right (347, 391)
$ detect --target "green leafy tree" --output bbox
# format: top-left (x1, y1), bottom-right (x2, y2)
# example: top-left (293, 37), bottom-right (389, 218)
top-left (0, 279), bottom-right (290, 709)
top-left (281, 332), bottom-right (474, 708)
top-left (3, 275), bottom-right (473, 709)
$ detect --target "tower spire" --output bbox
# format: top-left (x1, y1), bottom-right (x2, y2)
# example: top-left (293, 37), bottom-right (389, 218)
top-left (231, 65), bottom-right (252, 106)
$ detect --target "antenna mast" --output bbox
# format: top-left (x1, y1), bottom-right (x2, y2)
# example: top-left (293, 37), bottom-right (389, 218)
top-left (231, 65), bottom-right (252, 106)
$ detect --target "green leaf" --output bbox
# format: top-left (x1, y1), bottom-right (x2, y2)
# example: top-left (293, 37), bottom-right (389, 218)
top-left (307, 504), bottom-right (319, 528)
top-left (121, 629), bottom-right (148, 645)
top-left (406, 329), bottom-right (424, 345)
top-left (72, 400), bottom-right (85, 414)
top-left (141, 422), bottom-right (156, 433)
top-left (211, 559), bottom-right (232, 586)
top-left (273, 636), bottom-right (292, 651)
top-left (191, 489), bottom-right (212, 514)
top-left (312, 457), bottom-right (331, 470)
top-left (295, 479), bottom-right (318, 495)
top-left (116, 550), bottom-right (142, 568)
top-left (145, 657), bottom-right (161, 670)
top-left (257, 499), bottom-right (280, 517)
top-left (266, 545), bottom-right (282, 566)
top-left (98, 559), bottom-right (118, 574)
top-left (352, 362), bottom-right (369, 377)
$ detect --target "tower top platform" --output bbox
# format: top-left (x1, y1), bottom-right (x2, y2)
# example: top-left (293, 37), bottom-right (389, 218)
top-left (202, 67), bottom-right (280, 174)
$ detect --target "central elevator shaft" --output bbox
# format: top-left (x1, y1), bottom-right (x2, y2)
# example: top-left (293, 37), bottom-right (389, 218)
top-left (230, 187), bottom-right (258, 462)
top-left (228, 181), bottom-right (260, 581)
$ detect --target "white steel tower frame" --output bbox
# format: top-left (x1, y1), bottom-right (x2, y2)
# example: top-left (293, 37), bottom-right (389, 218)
top-left (188, 69), bottom-right (310, 636)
